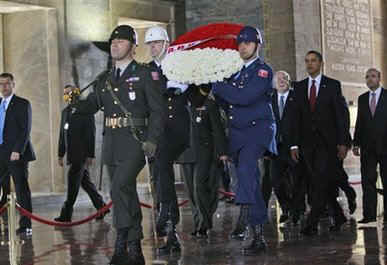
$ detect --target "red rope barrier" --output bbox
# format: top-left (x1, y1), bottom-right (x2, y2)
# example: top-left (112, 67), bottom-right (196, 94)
top-left (0, 204), bottom-right (8, 215)
top-left (16, 201), bottom-right (113, 227)
top-left (15, 198), bottom-right (190, 228)
top-left (218, 190), bottom-right (235, 197)
top-left (349, 181), bottom-right (361, 185)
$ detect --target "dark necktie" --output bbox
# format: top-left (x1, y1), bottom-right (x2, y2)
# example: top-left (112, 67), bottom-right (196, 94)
top-left (370, 92), bottom-right (376, 116)
top-left (115, 68), bottom-right (121, 82)
top-left (309, 80), bottom-right (317, 112)
top-left (279, 95), bottom-right (285, 120)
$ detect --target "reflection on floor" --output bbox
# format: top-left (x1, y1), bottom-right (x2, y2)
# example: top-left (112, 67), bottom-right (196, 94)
top-left (0, 185), bottom-right (385, 265)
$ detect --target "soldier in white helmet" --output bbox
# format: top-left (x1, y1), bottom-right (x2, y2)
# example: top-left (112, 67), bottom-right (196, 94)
top-left (144, 26), bottom-right (207, 255)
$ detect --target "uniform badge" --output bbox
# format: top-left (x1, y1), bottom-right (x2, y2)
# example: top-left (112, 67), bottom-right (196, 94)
top-left (258, 69), bottom-right (268, 78)
top-left (151, 71), bottom-right (160, 81)
top-left (196, 117), bottom-right (202, 123)
top-left (129, 91), bottom-right (136, 101)
top-left (64, 123), bottom-right (69, 130)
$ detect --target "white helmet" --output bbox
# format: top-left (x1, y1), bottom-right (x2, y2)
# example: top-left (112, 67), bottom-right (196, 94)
top-left (145, 26), bottom-right (170, 43)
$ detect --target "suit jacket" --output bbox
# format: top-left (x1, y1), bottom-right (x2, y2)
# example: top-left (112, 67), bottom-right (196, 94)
top-left (291, 75), bottom-right (346, 151)
top-left (0, 95), bottom-right (35, 161)
top-left (353, 88), bottom-right (387, 155)
top-left (272, 90), bottom-right (295, 158)
top-left (58, 105), bottom-right (95, 164)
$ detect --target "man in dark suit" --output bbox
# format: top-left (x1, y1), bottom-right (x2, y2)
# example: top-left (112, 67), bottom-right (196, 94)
top-left (290, 51), bottom-right (348, 235)
top-left (55, 85), bottom-right (107, 222)
top-left (353, 68), bottom-right (387, 224)
top-left (0, 72), bottom-right (35, 235)
top-left (269, 71), bottom-right (303, 224)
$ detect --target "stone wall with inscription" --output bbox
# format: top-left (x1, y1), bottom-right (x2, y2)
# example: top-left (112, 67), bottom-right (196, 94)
top-left (321, 0), bottom-right (373, 102)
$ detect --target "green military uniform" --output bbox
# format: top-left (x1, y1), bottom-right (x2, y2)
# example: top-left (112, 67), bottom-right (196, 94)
top-left (79, 60), bottom-right (165, 236)
top-left (75, 24), bottom-right (166, 265)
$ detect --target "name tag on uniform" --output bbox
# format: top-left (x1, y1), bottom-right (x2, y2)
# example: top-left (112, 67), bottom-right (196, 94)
top-left (258, 69), bottom-right (268, 78)
top-left (64, 123), bottom-right (69, 130)
top-left (129, 91), bottom-right (136, 101)
top-left (127, 77), bottom-right (140, 82)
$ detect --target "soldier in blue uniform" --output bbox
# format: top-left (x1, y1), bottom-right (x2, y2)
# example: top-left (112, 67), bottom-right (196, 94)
top-left (211, 26), bottom-right (277, 255)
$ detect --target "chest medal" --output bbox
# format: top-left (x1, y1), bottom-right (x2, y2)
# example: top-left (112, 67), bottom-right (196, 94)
top-left (129, 91), bottom-right (136, 101)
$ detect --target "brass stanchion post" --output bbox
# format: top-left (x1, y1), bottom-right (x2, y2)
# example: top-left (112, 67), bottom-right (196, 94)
top-left (6, 177), bottom-right (24, 265)
top-left (8, 192), bottom-right (17, 265)
top-left (145, 156), bottom-right (158, 244)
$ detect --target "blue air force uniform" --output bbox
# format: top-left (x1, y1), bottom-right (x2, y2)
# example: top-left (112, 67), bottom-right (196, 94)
top-left (213, 58), bottom-right (276, 225)
top-left (212, 26), bottom-right (277, 231)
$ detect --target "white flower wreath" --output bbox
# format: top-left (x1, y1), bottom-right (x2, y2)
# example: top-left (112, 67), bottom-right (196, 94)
top-left (161, 48), bottom-right (243, 85)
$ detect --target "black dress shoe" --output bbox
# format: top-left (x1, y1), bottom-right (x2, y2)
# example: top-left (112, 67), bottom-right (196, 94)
top-left (16, 227), bottom-right (32, 236)
top-left (300, 225), bottom-right (318, 236)
top-left (108, 252), bottom-right (129, 265)
top-left (191, 230), bottom-right (198, 237)
top-left (358, 218), bottom-right (376, 224)
top-left (330, 217), bottom-right (347, 232)
top-left (196, 229), bottom-right (208, 239)
top-left (348, 199), bottom-right (357, 215)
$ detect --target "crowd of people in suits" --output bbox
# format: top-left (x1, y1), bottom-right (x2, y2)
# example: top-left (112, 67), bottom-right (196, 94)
top-left (0, 22), bottom-right (386, 265)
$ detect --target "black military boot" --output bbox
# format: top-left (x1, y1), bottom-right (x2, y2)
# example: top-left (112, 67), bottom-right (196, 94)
top-left (127, 240), bottom-right (145, 265)
top-left (54, 205), bottom-right (73, 222)
top-left (157, 222), bottom-right (181, 255)
top-left (242, 224), bottom-right (266, 255)
top-left (109, 228), bottom-right (129, 265)
top-left (231, 205), bottom-right (249, 240)
top-left (156, 203), bottom-right (169, 237)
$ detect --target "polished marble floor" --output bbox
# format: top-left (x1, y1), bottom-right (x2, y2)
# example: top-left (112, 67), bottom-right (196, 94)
top-left (0, 184), bottom-right (386, 265)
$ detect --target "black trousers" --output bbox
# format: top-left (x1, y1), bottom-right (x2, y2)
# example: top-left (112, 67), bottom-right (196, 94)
top-left (336, 160), bottom-right (356, 201)
top-left (154, 131), bottom-right (188, 225)
top-left (63, 162), bottom-right (104, 210)
top-left (181, 146), bottom-right (219, 231)
top-left (302, 140), bottom-right (345, 226)
top-left (360, 149), bottom-right (387, 219)
top-left (0, 173), bottom-right (10, 207)
top-left (270, 156), bottom-right (292, 212)
top-left (106, 140), bottom-right (145, 241)
top-left (0, 158), bottom-right (32, 228)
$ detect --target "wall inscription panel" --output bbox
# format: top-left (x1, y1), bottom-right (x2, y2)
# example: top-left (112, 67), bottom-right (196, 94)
top-left (321, 0), bottom-right (373, 85)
